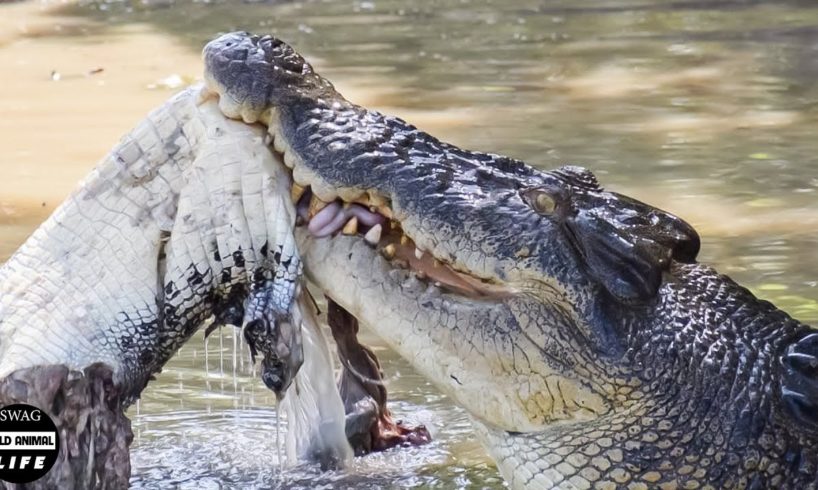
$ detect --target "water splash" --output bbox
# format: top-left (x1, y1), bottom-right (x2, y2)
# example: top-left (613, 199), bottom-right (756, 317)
top-left (218, 327), bottom-right (224, 376)
top-left (275, 400), bottom-right (283, 471)
top-left (279, 294), bottom-right (352, 469)
top-left (203, 334), bottom-right (210, 376)
top-left (232, 327), bottom-right (237, 383)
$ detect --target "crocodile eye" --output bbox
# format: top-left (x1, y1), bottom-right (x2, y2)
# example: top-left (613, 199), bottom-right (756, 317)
top-left (526, 190), bottom-right (557, 216)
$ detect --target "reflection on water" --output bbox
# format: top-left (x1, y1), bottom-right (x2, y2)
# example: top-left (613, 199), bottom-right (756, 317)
top-left (1, 0), bottom-right (817, 487)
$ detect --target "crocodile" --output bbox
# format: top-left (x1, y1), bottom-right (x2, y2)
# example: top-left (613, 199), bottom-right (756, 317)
top-left (203, 32), bottom-right (818, 489)
top-left (0, 86), bottom-right (359, 487)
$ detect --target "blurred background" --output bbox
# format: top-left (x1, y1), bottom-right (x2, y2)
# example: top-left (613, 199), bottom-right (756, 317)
top-left (1, 0), bottom-right (817, 488)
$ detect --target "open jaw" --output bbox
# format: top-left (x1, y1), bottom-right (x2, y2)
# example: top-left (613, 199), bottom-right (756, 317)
top-left (200, 29), bottom-right (708, 437)
top-left (197, 32), bottom-right (818, 489)
top-left (201, 34), bottom-right (654, 453)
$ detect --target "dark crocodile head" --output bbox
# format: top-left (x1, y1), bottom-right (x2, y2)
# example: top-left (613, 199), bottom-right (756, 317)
top-left (204, 32), bottom-right (818, 489)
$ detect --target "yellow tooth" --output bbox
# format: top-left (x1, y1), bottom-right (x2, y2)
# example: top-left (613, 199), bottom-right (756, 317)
top-left (390, 220), bottom-right (400, 230)
top-left (291, 183), bottom-right (306, 203)
top-left (377, 205), bottom-right (393, 219)
top-left (353, 194), bottom-right (370, 207)
top-left (400, 235), bottom-right (410, 246)
top-left (383, 244), bottom-right (396, 259)
top-left (433, 259), bottom-right (442, 268)
top-left (369, 193), bottom-right (387, 207)
top-left (309, 195), bottom-right (331, 218)
top-left (342, 217), bottom-right (359, 235)
top-left (416, 271), bottom-right (427, 280)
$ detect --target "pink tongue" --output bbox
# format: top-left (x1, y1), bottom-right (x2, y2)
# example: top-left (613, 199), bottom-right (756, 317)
top-left (307, 202), bottom-right (384, 237)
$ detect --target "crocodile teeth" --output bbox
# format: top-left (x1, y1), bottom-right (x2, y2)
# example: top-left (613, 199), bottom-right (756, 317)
top-left (273, 131), bottom-right (287, 153)
top-left (415, 247), bottom-right (423, 259)
top-left (308, 195), bottom-right (331, 218)
top-left (377, 205), bottom-right (393, 219)
top-left (291, 183), bottom-right (306, 203)
top-left (364, 224), bottom-right (382, 245)
top-left (311, 182), bottom-right (339, 203)
top-left (342, 217), bottom-right (359, 235)
top-left (382, 243), bottom-right (396, 259)
top-left (369, 193), bottom-right (387, 207)
top-left (293, 164), bottom-right (312, 186)
top-left (283, 152), bottom-right (298, 169)
top-left (400, 235), bottom-right (410, 246)
top-left (338, 188), bottom-right (366, 203)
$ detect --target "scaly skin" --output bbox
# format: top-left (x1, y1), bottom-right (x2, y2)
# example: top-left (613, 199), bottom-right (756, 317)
top-left (0, 86), bottom-right (303, 402)
top-left (204, 32), bottom-right (818, 489)
top-left (0, 85), bottom-right (344, 485)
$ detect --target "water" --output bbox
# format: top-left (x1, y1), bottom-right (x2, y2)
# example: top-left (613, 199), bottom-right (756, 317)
top-left (1, 0), bottom-right (817, 487)
top-left (279, 294), bottom-right (352, 470)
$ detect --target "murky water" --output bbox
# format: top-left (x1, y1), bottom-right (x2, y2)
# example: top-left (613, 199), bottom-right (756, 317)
top-left (1, 0), bottom-right (817, 487)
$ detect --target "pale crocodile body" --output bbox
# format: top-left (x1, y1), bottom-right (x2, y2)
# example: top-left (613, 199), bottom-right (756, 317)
top-left (0, 85), bottom-right (301, 400)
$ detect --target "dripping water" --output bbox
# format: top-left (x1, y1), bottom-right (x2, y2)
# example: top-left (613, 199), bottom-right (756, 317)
top-left (275, 400), bottom-right (283, 473)
top-left (203, 333), bottom-right (210, 376)
top-left (218, 327), bottom-right (224, 379)
top-left (232, 327), bottom-right (237, 385)
top-left (279, 294), bottom-right (352, 469)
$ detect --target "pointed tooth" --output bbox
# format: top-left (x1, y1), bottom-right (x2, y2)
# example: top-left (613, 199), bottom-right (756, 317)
top-left (342, 216), bottom-right (359, 235)
top-left (383, 243), bottom-right (396, 259)
top-left (311, 182), bottom-right (338, 203)
top-left (434, 281), bottom-right (442, 288)
top-left (309, 195), bottom-right (330, 218)
top-left (377, 205), bottom-right (393, 219)
top-left (259, 109), bottom-right (273, 126)
top-left (369, 193), bottom-right (389, 207)
top-left (400, 235), bottom-right (410, 246)
top-left (433, 259), bottom-right (442, 268)
top-left (292, 164), bottom-right (312, 185)
top-left (291, 184), bottom-right (306, 203)
top-left (351, 194), bottom-right (370, 206)
top-left (415, 247), bottom-right (423, 260)
top-left (284, 151), bottom-right (298, 169)
top-left (338, 187), bottom-right (364, 203)
top-left (273, 133), bottom-right (287, 153)
top-left (390, 221), bottom-right (399, 230)
top-left (416, 271), bottom-right (427, 280)
top-left (364, 224), bottom-right (382, 245)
